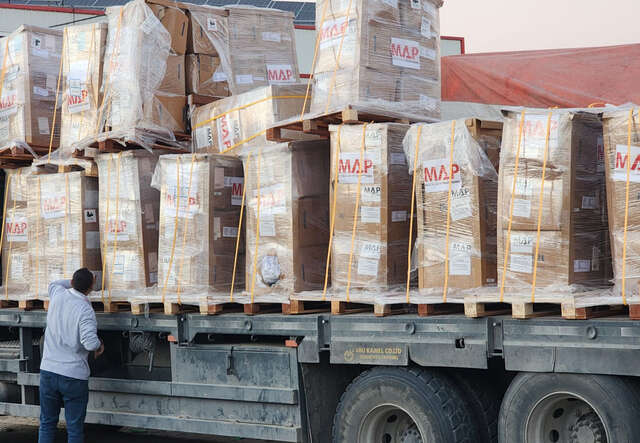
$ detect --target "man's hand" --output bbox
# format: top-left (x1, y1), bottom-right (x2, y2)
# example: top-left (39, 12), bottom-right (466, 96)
top-left (94, 340), bottom-right (104, 359)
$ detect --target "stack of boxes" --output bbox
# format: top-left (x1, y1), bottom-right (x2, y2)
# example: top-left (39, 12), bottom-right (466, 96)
top-left (497, 111), bottom-right (609, 300)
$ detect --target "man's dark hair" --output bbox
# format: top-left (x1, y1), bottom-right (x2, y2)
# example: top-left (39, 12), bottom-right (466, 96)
top-left (72, 268), bottom-right (94, 294)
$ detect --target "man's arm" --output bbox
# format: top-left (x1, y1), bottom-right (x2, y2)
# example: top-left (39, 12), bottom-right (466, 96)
top-left (79, 308), bottom-right (101, 352)
top-left (48, 279), bottom-right (71, 300)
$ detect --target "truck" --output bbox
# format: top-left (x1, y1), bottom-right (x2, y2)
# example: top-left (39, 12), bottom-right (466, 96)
top-left (1, 305), bottom-right (640, 442)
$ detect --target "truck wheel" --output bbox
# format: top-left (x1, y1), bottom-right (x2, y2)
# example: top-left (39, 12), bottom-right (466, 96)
top-left (332, 367), bottom-right (475, 443)
top-left (452, 371), bottom-right (501, 443)
top-left (499, 372), bottom-right (640, 443)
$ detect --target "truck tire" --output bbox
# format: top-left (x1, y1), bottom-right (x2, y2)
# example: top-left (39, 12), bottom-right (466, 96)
top-left (499, 372), bottom-right (640, 443)
top-left (452, 371), bottom-right (501, 443)
top-left (332, 367), bottom-right (475, 443)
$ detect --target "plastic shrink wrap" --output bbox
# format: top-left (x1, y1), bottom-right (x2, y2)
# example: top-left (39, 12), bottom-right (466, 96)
top-left (0, 26), bottom-right (62, 152)
top-left (403, 119), bottom-right (499, 304)
top-left (153, 153), bottom-right (244, 306)
top-left (497, 110), bottom-right (610, 304)
top-left (242, 140), bottom-right (329, 303)
top-left (603, 108), bottom-right (640, 304)
top-left (27, 171), bottom-right (102, 299)
top-left (186, 54), bottom-right (229, 97)
top-left (1, 168), bottom-right (32, 300)
top-left (93, 151), bottom-right (159, 304)
top-left (328, 123), bottom-right (410, 304)
top-left (185, 5), bottom-right (299, 95)
top-left (191, 85), bottom-right (311, 155)
top-left (310, 0), bottom-right (441, 122)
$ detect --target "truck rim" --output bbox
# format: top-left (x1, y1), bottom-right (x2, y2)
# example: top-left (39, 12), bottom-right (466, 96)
top-left (358, 404), bottom-right (424, 443)
top-left (526, 392), bottom-right (609, 443)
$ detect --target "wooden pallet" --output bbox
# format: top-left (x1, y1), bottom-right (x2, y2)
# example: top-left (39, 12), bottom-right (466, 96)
top-left (34, 162), bottom-right (98, 177)
top-left (266, 106), bottom-right (412, 143)
top-left (561, 303), bottom-right (627, 320)
top-left (331, 301), bottom-right (410, 317)
top-left (418, 303), bottom-right (465, 317)
top-left (163, 301), bottom-right (289, 316)
top-left (464, 302), bottom-right (512, 318)
top-left (283, 300), bottom-right (331, 315)
top-left (92, 300), bottom-right (164, 315)
top-left (94, 134), bottom-right (191, 154)
top-left (0, 144), bottom-right (49, 168)
top-left (0, 299), bottom-right (48, 311)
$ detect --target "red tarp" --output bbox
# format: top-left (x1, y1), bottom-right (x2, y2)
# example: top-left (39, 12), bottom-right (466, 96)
top-left (442, 44), bottom-right (640, 108)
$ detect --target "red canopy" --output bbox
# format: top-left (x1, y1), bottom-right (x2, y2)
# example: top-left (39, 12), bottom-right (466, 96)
top-left (442, 44), bottom-right (640, 108)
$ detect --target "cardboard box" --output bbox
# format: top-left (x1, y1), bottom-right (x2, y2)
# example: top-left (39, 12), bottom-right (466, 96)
top-left (95, 151), bottom-right (160, 300)
top-left (60, 23), bottom-right (108, 153)
top-left (144, 94), bottom-right (187, 133)
top-left (155, 153), bottom-right (244, 302)
top-left (27, 172), bottom-right (101, 298)
top-left (0, 25), bottom-right (63, 149)
top-left (191, 84), bottom-right (311, 154)
top-left (329, 123), bottom-right (410, 293)
top-left (185, 5), bottom-right (228, 55)
top-left (1, 168), bottom-right (32, 298)
top-left (243, 140), bottom-right (330, 299)
top-left (158, 54), bottom-right (186, 95)
top-left (147, 0), bottom-right (189, 55)
top-left (186, 54), bottom-right (229, 97)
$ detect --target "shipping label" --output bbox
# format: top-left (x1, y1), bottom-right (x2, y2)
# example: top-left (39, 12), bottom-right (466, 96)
top-left (83, 209), bottom-right (97, 223)
top-left (411, 0), bottom-right (421, 9)
top-left (422, 158), bottom-right (461, 193)
top-left (9, 253), bottom-right (25, 280)
top-left (449, 242), bottom-right (471, 276)
top-left (262, 32), bottom-right (281, 42)
top-left (195, 125), bottom-right (213, 149)
top-left (391, 38), bottom-right (421, 69)
top-left (390, 152), bottom-right (406, 165)
top-left (581, 195), bottom-right (598, 210)
top-left (512, 198), bottom-right (532, 218)
top-left (361, 206), bottom-right (380, 224)
top-left (259, 214), bottom-right (276, 237)
top-left (574, 259), bottom-right (591, 273)
top-left (360, 241), bottom-right (383, 259)
top-left (449, 187), bottom-right (473, 221)
top-left (421, 17), bottom-right (432, 38)
top-left (419, 46), bottom-right (436, 60)
top-left (612, 144), bottom-right (640, 182)
top-left (510, 234), bottom-right (534, 254)
top-left (266, 64), bottom-right (296, 84)
top-left (206, 17), bottom-right (218, 31)
top-left (5, 216), bottom-right (28, 242)
top-left (85, 231), bottom-right (100, 250)
top-left (223, 226), bottom-right (238, 238)
top-left (357, 257), bottom-right (379, 277)
top-left (392, 210), bottom-right (407, 222)
top-left (510, 253), bottom-right (533, 274)
top-left (338, 152), bottom-right (376, 184)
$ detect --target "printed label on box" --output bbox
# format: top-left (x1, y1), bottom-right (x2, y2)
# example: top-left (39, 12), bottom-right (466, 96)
top-left (259, 215), bottom-right (276, 237)
top-left (361, 206), bottom-right (381, 224)
top-left (420, 46), bottom-right (436, 60)
top-left (207, 17), bottom-right (218, 31)
top-left (581, 195), bottom-right (598, 210)
top-left (360, 241), bottom-right (382, 259)
top-left (262, 32), bottom-right (281, 42)
top-left (510, 254), bottom-right (533, 274)
top-left (10, 254), bottom-right (25, 280)
top-left (85, 231), bottom-right (100, 250)
top-left (357, 257), bottom-right (379, 276)
top-left (107, 218), bottom-right (130, 241)
top-left (33, 86), bottom-right (48, 97)
top-left (319, 17), bottom-right (354, 49)
top-left (574, 259), bottom-right (591, 273)
top-left (42, 193), bottom-right (67, 219)
top-left (449, 188), bottom-right (473, 221)
top-left (522, 114), bottom-right (560, 159)
top-left (195, 125), bottom-right (213, 149)
top-left (68, 90), bottom-right (91, 114)
top-left (390, 152), bottom-right (406, 165)
top-left (38, 117), bottom-right (50, 135)
top-left (411, 0), bottom-right (421, 9)
top-left (362, 184), bottom-right (382, 203)
top-left (216, 110), bottom-right (241, 152)
top-left (255, 183), bottom-right (287, 215)
top-left (235, 74), bottom-right (253, 85)
top-left (223, 226), bottom-right (238, 238)
top-left (613, 144), bottom-right (640, 182)
top-left (512, 198), bottom-right (532, 218)
top-left (511, 234), bottom-right (534, 254)
top-left (392, 210), bottom-right (407, 222)
top-left (6, 216), bottom-right (28, 242)
top-left (84, 209), bottom-right (97, 223)
top-left (338, 152), bottom-right (376, 184)
top-left (229, 177), bottom-right (244, 206)
top-left (449, 242), bottom-right (471, 276)
top-left (391, 38), bottom-right (421, 69)
top-left (422, 158), bottom-right (461, 193)
top-left (164, 174), bottom-right (201, 219)
top-left (421, 17), bottom-right (432, 37)
top-left (266, 64), bottom-right (295, 84)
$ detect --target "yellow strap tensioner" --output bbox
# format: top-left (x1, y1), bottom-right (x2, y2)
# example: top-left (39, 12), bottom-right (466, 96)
top-left (249, 147), bottom-right (264, 304)
top-left (345, 123), bottom-right (369, 303)
top-left (621, 108), bottom-right (636, 305)
top-left (406, 125), bottom-right (423, 303)
top-left (230, 152), bottom-right (250, 302)
top-left (441, 121), bottom-right (457, 302)
top-left (499, 110), bottom-right (527, 302)
top-left (175, 153), bottom-right (197, 305)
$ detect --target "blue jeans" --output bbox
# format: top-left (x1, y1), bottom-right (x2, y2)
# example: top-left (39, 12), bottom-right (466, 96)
top-left (38, 369), bottom-right (89, 443)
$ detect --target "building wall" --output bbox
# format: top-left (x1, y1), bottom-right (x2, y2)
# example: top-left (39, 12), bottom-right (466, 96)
top-left (0, 8), bottom-right (104, 37)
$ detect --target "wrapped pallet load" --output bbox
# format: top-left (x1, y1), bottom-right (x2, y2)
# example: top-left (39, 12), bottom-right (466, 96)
top-left (329, 123), bottom-right (410, 307)
top-left (94, 151), bottom-right (160, 306)
top-left (0, 26), bottom-right (62, 152)
top-left (27, 171), bottom-right (102, 298)
top-left (0, 168), bottom-right (32, 300)
top-left (603, 108), bottom-right (640, 304)
top-left (241, 140), bottom-right (330, 306)
top-left (153, 154), bottom-right (245, 312)
top-left (497, 110), bottom-right (610, 308)
top-left (403, 119), bottom-right (500, 305)
top-left (310, 0), bottom-right (442, 121)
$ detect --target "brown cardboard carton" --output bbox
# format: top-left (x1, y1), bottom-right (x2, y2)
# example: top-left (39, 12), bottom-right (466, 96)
top-left (185, 5), bottom-right (228, 55)
top-left (154, 153), bottom-right (244, 303)
top-left (243, 140), bottom-right (330, 300)
top-left (330, 123), bottom-right (410, 296)
top-left (158, 55), bottom-right (186, 95)
top-left (147, 0), bottom-right (189, 55)
top-left (185, 54), bottom-right (229, 97)
top-left (144, 94), bottom-right (187, 133)
top-left (59, 23), bottom-right (108, 153)
top-left (95, 151), bottom-right (159, 301)
top-left (0, 26), bottom-right (63, 149)
top-left (27, 172), bottom-right (101, 298)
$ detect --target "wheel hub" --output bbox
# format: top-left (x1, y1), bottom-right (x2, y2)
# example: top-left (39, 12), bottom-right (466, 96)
top-left (569, 412), bottom-right (607, 443)
top-left (399, 424), bottom-right (423, 443)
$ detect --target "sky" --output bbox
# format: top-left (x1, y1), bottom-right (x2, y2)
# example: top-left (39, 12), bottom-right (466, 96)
top-left (440, 0), bottom-right (640, 53)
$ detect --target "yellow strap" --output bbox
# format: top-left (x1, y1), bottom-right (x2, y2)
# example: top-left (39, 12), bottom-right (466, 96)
top-left (220, 129), bottom-right (268, 155)
top-left (322, 124), bottom-right (344, 301)
top-left (299, 0), bottom-right (329, 121)
top-left (35, 177), bottom-right (42, 296)
top-left (499, 110), bottom-right (526, 302)
top-left (63, 173), bottom-right (69, 278)
top-left (0, 174), bottom-right (12, 300)
top-left (95, 7), bottom-right (123, 136)
top-left (406, 125), bottom-right (423, 303)
top-left (175, 153), bottom-right (197, 304)
top-left (161, 156), bottom-right (182, 303)
top-left (530, 111), bottom-right (553, 302)
top-left (106, 152), bottom-right (122, 303)
top-left (621, 108), bottom-right (635, 305)
top-left (230, 152), bottom-right (250, 302)
top-left (442, 121), bottom-right (456, 302)
top-left (249, 147), bottom-right (263, 303)
top-left (48, 28), bottom-right (66, 161)
top-left (100, 154), bottom-right (113, 303)
top-left (194, 95), bottom-right (306, 131)
top-left (345, 123), bottom-right (369, 302)
top-left (0, 39), bottom-right (9, 121)
top-left (324, 3), bottom-right (354, 115)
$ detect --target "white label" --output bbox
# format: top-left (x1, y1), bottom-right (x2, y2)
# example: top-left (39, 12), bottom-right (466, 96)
top-left (449, 191), bottom-right (473, 221)
top-left (365, 129), bottom-right (382, 146)
top-left (266, 64), bottom-right (295, 84)
top-left (68, 95), bottom-right (90, 114)
top-left (510, 234), bottom-right (534, 254)
top-left (422, 158), bottom-right (461, 193)
top-left (361, 206), bottom-right (380, 224)
top-left (213, 71), bottom-right (227, 81)
top-left (33, 86), bottom-right (49, 97)
top-left (85, 231), bottom-right (100, 250)
top-left (361, 184), bottom-right (381, 203)
top-left (522, 114), bottom-right (560, 159)
top-left (255, 183), bottom-right (287, 215)
top-left (338, 152), bottom-right (376, 184)
top-left (357, 257), bottom-right (379, 276)
top-left (10, 254), bottom-right (24, 280)
top-left (0, 120), bottom-right (8, 140)
top-left (207, 17), bottom-right (218, 31)
top-left (216, 111), bottom-right (241, 152)
top-left (612, 144), bottom-right (640, 182)
top-left (421, 17), bottom-right (432, 38)
top-left (391, 37), bottom-right (421, 69)
top-left (360, 241), bottom-right (382, 259)
top-left (262, 32), bottom-right (281, 42)
top-left (42, 193), bottom-right (67, 219)
top-left (411, 0), bottom-right (421, 9)
top-left (581, 195), bottom-right (597, 210)
top-left (37, 117), bottom-right (49, 135)
top-left (449, 242), bottom-right (471, 276)
top-left (390, 153), bottom-right (406, 165)
top-left (69, 78), bottom-right (83, 99)
top-left (574, 259), bottom-right (591, 273)
top-left (510, 254), bottom-right (533, 274)
top-left (259, 215), bottom-right (276, 237)
top-left (420, 94), bottom-right (438, 111)
top-left (235, 74), bottom-right (253, 85)
top-left (392, 210), bottom-right (407, 222)
top-left (229, 177), bottom-right (244, 206)
top-left (84, 209), bottom-right (97, 223)
top-left (195, 125), bottom-right (213, 149)
top-left (423, 1), bottom-right (437, 15)
top-left (512, 198), bottom-right (532, 218)
top-left (420, 46), bottom-right (436, 60)
top-left (5, 216), bottom-right (28, 242)
top-left (223, 226), bottom-right (238, 238)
